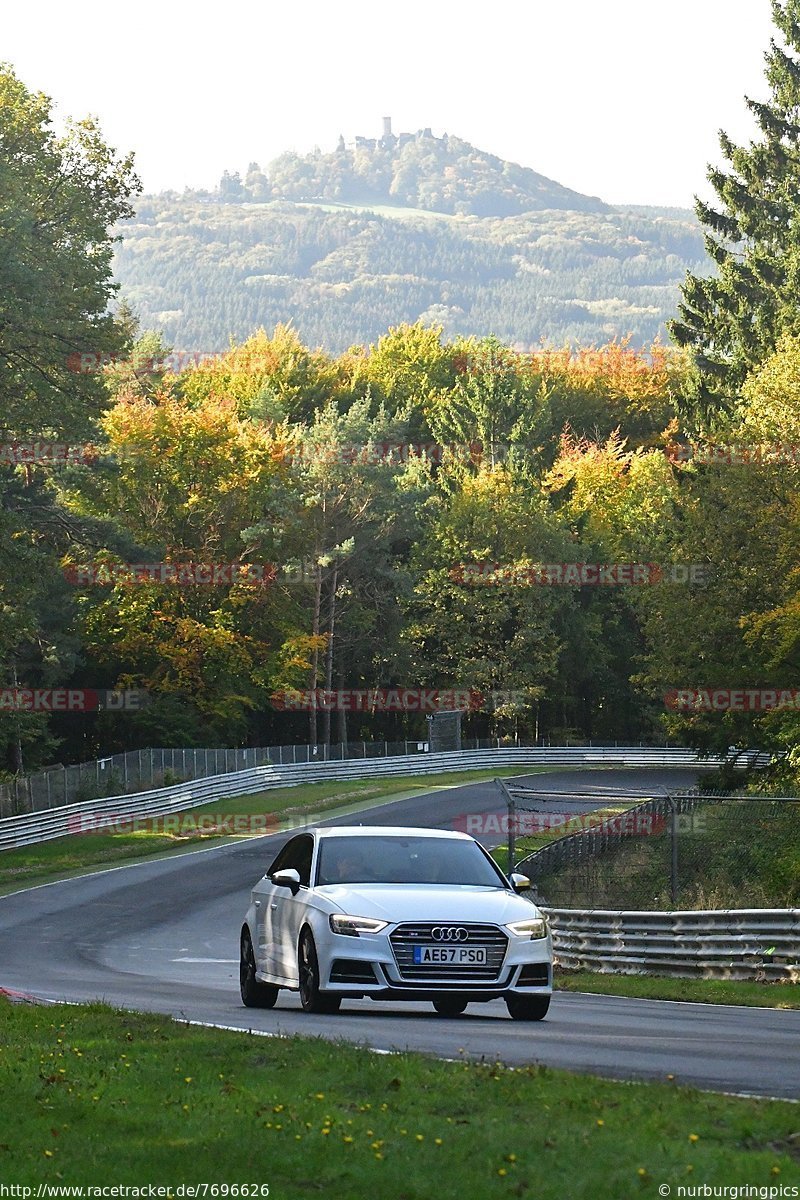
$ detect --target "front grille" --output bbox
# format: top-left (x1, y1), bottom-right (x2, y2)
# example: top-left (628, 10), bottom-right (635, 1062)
top-left (390, 923), bottom-right (508, 981)
top-left (517, 962), bottom-right (550, 986)
top-left (329, 959), bottom-right (377, 985)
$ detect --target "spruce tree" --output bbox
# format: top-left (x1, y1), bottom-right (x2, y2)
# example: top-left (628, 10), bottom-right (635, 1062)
top-left (670, 0), bottom-right (800, 412)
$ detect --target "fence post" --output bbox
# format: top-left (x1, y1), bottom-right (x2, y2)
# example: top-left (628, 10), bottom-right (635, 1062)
top-left (495, 778), bottom-right (516, 876)
top-left (670, 795), bottom-right (679, 906)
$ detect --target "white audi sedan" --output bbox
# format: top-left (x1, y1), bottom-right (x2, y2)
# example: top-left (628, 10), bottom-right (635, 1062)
top-left (240, 826), bottom-right (552, 1020)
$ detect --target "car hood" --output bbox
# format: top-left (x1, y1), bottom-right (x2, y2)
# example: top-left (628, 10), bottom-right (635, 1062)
top-left (315, 884), bottom-right (541, 924)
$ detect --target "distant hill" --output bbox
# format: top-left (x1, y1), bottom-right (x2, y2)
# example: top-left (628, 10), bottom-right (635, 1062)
top-left (113, 127), bottom-right (708, 354)
top-left (223, 125), bottom-right (610, 217)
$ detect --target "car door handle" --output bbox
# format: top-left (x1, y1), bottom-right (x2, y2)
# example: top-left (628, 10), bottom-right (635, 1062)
top-left (254, 900), bottom-right (261, 907)
top-left (270, 903), bottom-right (278, 910)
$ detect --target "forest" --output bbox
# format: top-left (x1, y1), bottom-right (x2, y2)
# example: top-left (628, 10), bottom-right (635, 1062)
top-left (113, 197), bottom-right (706, 356)
top-left (5, 0), bottom-right (800, 783)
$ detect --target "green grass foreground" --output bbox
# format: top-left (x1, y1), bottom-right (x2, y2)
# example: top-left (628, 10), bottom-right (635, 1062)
top-left (0, 766), bottom-right (558, 892)
top-left (0, 1000), bottom-right (798, 1196)
top-left (554, 969), bottom-right (800, 1009)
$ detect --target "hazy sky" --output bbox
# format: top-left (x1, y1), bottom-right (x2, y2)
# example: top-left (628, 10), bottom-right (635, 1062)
top-left (4, 0), bottom-right (779, 207)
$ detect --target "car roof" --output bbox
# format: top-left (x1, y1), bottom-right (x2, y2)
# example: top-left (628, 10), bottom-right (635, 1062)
top-left (312, 826), bottom-right (472, 841)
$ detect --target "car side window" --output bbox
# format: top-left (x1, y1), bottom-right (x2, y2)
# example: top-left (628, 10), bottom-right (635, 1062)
top-left (293, 836), bottom-right (313, 888)
top-left (267, 834), bottom-right (314, 888)
top-left (267, 840), bottom-right (294, 877)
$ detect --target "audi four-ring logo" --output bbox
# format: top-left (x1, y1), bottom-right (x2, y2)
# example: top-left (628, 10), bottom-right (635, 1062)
top-left (431, 926), bottom-right (469, 941)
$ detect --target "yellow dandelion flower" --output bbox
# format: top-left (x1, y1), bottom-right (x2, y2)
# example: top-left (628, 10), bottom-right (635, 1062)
top-left (498, 1168), bottom-right (507, 1177)
top-left (689, 1134), bottom-right (699, 1144)
top-left (435, 1138), bottom-right (443, 1146)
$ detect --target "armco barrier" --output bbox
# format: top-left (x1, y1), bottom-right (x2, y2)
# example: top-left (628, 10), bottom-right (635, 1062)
top-left (546, 907), bottom-right (800, 982)
top-left (0, 745), bottom-right (722, 852)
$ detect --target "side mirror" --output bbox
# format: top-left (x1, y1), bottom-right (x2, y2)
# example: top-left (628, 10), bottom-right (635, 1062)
top-left (271, 868), bottom-right (301, 895)
top-left (510, 872), bottom-right (531, 894)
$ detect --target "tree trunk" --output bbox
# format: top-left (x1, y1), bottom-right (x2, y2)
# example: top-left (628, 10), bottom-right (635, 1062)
top-left (11, 663), bottom-right (23, 774)
top-left (308, 562), bottom-right (323, 747)
top-left (322, 565), bottom-right (338, 748)
top-left (336, 668), bottom-right (348, 753)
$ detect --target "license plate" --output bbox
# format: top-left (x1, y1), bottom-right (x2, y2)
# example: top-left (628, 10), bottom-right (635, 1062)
top-left (412, 945), bottom-right (488, 965)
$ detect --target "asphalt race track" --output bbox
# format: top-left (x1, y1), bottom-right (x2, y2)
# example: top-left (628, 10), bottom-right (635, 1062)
top-left (1, 768), bottom-right (798, 1100)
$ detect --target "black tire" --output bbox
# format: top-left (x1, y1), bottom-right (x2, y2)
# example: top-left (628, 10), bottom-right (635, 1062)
top-left (298, 929), bottom-right (341, 1014)
top-left (240, 928), bottom-right (279, 1009)
top-left (432, 996), bottom-right (469, 1017)
top-left (505, 994), bottom-right (550, 1021)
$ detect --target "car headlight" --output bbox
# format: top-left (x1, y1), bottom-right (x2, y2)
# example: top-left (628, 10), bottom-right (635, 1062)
top-left (505, 917), bottom-right (548, 939)
top-left (329, 914), bottom-right (389, 937)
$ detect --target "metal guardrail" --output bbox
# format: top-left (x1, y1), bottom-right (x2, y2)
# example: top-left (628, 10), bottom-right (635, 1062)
top-left (546, 907), bottom-right (800, 982)
top-left (0, 738), bottom-right (688, 817)
top-left (0, 739), bottom-right (439, 816)
top-left (0, 745), bottom-right (720, 852)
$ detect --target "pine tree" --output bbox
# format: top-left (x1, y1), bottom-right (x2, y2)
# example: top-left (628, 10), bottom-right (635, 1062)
top-left (670, 0), bottom-right (800, 413)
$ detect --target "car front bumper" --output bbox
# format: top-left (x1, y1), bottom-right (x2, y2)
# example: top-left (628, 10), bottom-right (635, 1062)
top-left (320, 924), bottom-right (553, 998)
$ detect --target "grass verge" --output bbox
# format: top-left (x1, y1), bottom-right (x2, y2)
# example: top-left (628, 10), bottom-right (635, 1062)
top-left (554, 968), bottom-right (799, 1009)
top-left (0, 765), bottom-right (558, 893)
top-left (491, 802), bottom-right (639, 872)
top-left (532, 798), bottom-right (800, 910)
top-left (0, 998), bottom-right (798, 1195)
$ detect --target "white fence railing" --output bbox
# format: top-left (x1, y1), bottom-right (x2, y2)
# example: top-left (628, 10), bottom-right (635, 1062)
top-left (0, 745), bottom-right (723, 853)
top-left (546, 907), bottom-right (800, 982)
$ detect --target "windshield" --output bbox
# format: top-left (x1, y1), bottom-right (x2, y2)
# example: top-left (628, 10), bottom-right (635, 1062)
top-left (315, 835), bottom-right (508, 888)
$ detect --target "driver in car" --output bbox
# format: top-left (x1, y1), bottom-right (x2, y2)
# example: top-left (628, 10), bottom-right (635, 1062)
top-left (328, 849), bottom-right (368, 883)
